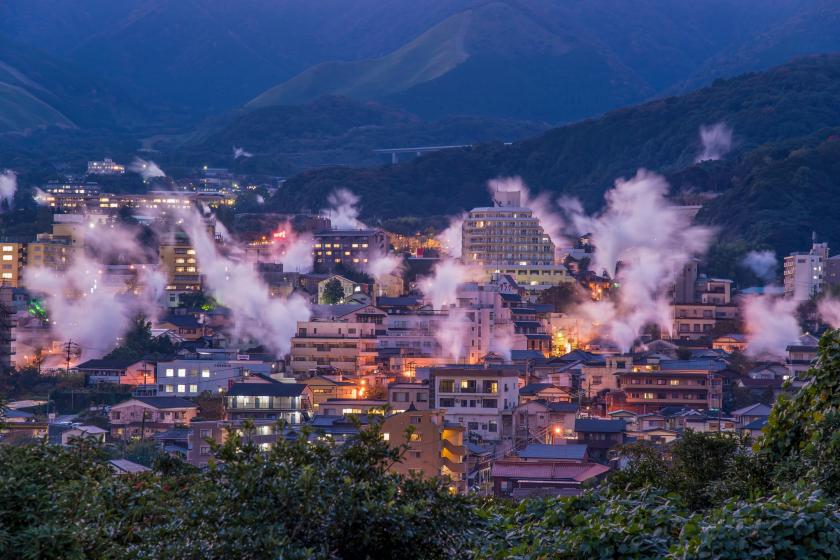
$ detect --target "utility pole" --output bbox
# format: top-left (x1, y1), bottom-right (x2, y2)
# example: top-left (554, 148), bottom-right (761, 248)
top-left (63, 339), bottom-right (80, 375)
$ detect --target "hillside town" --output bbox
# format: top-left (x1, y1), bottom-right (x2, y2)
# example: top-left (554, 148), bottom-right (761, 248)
top-left (0, 159), bottom-right (832, 499)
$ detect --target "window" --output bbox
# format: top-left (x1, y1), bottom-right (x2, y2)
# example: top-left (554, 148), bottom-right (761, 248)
top-left (408, 468), bottom-right (422, 476)
top-left (189, 384), bottom-right (198, 393)
top-left (592, 376), bottom-right (603, 385)
top-left (410, 416), bottom-right (422, 424)
top-left (392, 392), bottom-right (408, 402)
top-left (200, 446), bottom-right (210, 456)
top-left (201, 369), bottom-right (210, 378)
top-left (417, 393), bottom-right (428, 402)
top-left (164, 385), bottom-right (174, 393)
top-left (177, 368), bottom-right (186, 377)
top-left (200, 429), bottom-right (211, 438)
top-left (177, 384), bottom-right (186, 393)
top-left (382, 432), bottom-right (390, 441)
top-left (643, 392), bottom-right (655, 399)
top-left (481, 398), bottom-right (498, 408)
top-left (412, 451), bottom-right (422, 459)
top-left (438, 379), bottom-right (455, 392)
top-left (189, 368), bottom-right (198, 376)
top-left (1, 273), bottom-right (11, 279)
top-left (488, 421), bottom-right (498, 433)
top-left (409, 433), bottom-right (422, 442)
top-left (467, 422), bottom-right (479, 430)
top-left (112, 411), bottom-right (121, 420)
top-left (439, 398), bottom-right (455, 407)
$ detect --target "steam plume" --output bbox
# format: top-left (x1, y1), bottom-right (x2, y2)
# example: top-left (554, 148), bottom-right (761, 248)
top-left (741, 250), bottom-right (777, 282)
top-left (129, 157), bottom-right (166, 180)
top-left (437, 213), bottom-right (466, 258)
top-left (695, 122), bottom-right (733, 162)
top-left (742, 295), bottom-right (800, 359)
top-left (177, 209), bottom-right (311, 355)
top-left (564, 170), bottom-right (714, 350)
top-left (233, 147), bottom-right (253, 159)
top-left (365, 252), bottom-right (404, 283)
top-left (322, 188), bottom-right (365, 229)
top-left (0, 170), bottom-right (17, 210)
top-left (817, 298), bottom-right (840, 327)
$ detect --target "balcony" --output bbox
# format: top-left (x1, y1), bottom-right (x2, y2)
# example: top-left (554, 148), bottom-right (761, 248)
top-left (440, 455), bottom-right (466, 474)
top-left (441, 438), bottom-right (466, 456)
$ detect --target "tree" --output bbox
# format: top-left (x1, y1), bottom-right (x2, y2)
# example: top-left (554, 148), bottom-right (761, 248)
top-left (103, 315), bottom-right (177, 362)
top-left (758, 328), bottom-right (840, 495)
top-left (537, 283), bottom-right (582, 313)
top-left (322, 278), bottom-right (347, 304)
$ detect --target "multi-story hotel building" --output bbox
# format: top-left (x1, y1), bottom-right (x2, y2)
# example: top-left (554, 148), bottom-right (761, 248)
top-left (313, 228), bottom-right (388, 272)
top-left (462, 189), bottom-right (555, 266)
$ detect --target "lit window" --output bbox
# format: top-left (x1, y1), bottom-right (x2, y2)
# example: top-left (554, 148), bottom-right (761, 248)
top-left (189, 384), bottom-right (198, 393)
top-left (164, 385), bottom-right (174, 393)
top-left (177, 384), bottom-right (186, 393)
top-left (165, 368), bottom-right (174, 377)
top-left (177, 368), bottom-right (186, 377)
top-left (382, 432), bottom-right (390, 441)
top-left (1, 273), bottom-right (11, 279)
top-left (201, 369), bottom-right (210, 378)
top-left (1, 246), bottom-right (12, 251)
top-left (2, 255), bottom-right (12, 261)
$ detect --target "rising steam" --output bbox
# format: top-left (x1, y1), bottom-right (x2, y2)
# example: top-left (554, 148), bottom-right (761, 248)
top-left (233, 147), bottom-right (253, 159)
top-left (437, 213), bottom-right (466, 258)
top-left (695, 122), bottom-right (733, 163)
top-left (0, 170), bottom-right (17, 211)
top-left (564, 170), bottom-right (714, 350)
top-left (741, 250), bottom-right (777, 282)
top-left (129, 157), bottom-right (166, 180)
top-left (177, 209), bottom-right (311, 356)
top-left (742, 294), bottom-right (800, 359)
top-left (322, 188), bottom-right (366, 229)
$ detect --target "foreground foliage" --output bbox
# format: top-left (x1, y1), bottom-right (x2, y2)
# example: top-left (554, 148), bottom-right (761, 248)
top-left (3, 331), bottom-right (840, 559)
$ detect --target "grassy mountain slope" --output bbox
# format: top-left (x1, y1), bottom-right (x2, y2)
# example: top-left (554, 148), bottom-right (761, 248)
top-left (268, 55), bottom-right (840, 219)
top-left (0, 39), bottom-right (144, 133)
top-left (248, 1), bottom-right (653, 122)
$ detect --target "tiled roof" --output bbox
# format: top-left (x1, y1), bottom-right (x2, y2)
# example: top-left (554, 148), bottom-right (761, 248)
top-left (731, 403), bottom-right (771, 417)
top-left (518, 443), bottom-right (588, 461)
top-left (518, 383), bottom-right (555, 396)
top-left (77, 357), bottom-right (141, 370)
top-left (134, 397), bottom-right (197, 409)
top-left (228, 382), bottom-right (305, 397)
top-left (574, 418), bottom-right (626, 433)
top-left (492, 460), bottom-right (609, 482)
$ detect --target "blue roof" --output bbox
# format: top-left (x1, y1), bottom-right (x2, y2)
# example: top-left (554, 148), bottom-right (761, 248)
top-left (546, 402), bottom-right (579, 413)
top-left (742, 417), bottom-right (768, 430)
top-left (658, 359), bottom-right (728, 372)
top-left (510, 350), bottom-right (547, 363)
top-left (575, 418), bottom-right (626, 433)
top-left (519, 383), bottom-right (555, 396)
top-left (519, 443), bottom-right (588, 461)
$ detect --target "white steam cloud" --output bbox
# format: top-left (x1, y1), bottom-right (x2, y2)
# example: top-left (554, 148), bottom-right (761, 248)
top-left (0, 170), bottom-right (17, 210)
top-left (817, 298), bottom-right (840, 328)
top-left (564, 170), bottom-right (714, 350)
top-left (419, 259), bottom-right (482, 361)
top-left (741, 250), bottom-right (777, 282)
top-left (233, 147), bottom-right (253, 159)
top-left (695, 122), bottom-right (733, 163)
top-left (742, 295), bottom-right (800, 359)
top-left (279, 231), bottom-right (314, 273)
top-left (322, 188), bottom-right (366, 229)
top-left (437, 213), bottom-right (466, 258)
top-left (365, 252), bottom-right (404, 283)
top-left (177, 209), bottom-right (311, 356)
top-left (129, 157), bottom-right (166, 180)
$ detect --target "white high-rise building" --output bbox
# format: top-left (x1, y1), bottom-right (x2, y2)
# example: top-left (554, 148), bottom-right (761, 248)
top-left (784, 239), bottom-right (828, 302)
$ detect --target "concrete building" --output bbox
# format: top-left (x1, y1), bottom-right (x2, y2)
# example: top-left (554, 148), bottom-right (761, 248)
top-left (0, 287), bottom-right (15, 372)
top-left (299, 375), bottom-right (360, 410)
top-left (188, 419), bottom-right (281, 467)
top-left (156, 356), bottom-right (272, 397)
top-left (159, 231), bottom-right (202, 297)
top-left (612, 358), bottom-right (728, 413)
top-left (290, 305), bottom-right (385, 376)
top-left (462, 189), bottom-right (555, 266)
top-left (429, 365), bottom-right (519, 441)
top-left (87, 158), bottom-right (125, 175)
top-left (784, 240), bottom-right (828, 301)
top-left (313, 229), bottom-right (388, 272)
top-left (382, 407), bottom-right (467, 493)
top-left (0, 242), bottom-right (25, 287)
top-left (225, 381), bottom-right (306, 423)
top-left (77, 358), bottom-right (153, 386)
top-left (387, 382), bottom-right (430, 412)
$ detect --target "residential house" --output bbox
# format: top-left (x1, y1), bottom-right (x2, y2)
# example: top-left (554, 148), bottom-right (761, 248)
top-left (225, 381), bottom-right (306, 423)
top-left (60, 425), bottom-right (108, 445)
top-left (109, 397), bottom-right (198, 440)
top-left (320, 398), bottom-right (386, 416)
top-left (300, 375), bottom-right (360, 410)
top-left (187, 419), bottom-right (282, 467)
top-left (612, 358), bottom-right (728, 413)
top-left (77, 358), bottom-right (153, 386)
top-left (156, 355), bottom-right (272, 397)
top-left (574, 418), bottom-right (626, 463)
top-left (387, 382), bottom-right (430, 412)
top-left (512, 400), bottom-right (579, 446)
top-left (491, 459), bottom-right (609, 499)
top-left (731, 403), bottom-right (772, 429)
top-left (518, 383), bottom-right (571, 404)
top-left (517, 443), bottom-right (589, 462)
top-left (157, 314), bottom-right (207, 341)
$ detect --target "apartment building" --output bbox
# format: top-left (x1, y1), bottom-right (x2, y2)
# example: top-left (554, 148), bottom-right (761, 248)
top-left (784, 240), bottom-right (828, 301)
top-left (382, 407), bottom-right (467, 493)
top-left (155, 356), bottom-right (272, 396)
top-left (0, 242), bottom-right (25, 287)
top-left (429, 365), bottom-right (519, 441)
top-left (225, 381), bottom-right (306, 423)
top-left (290, 305), bottom-right (385, 375)
top-left (313, 228), bottom-right (388, 272)
top-left (87, 158), bottom-right (125, 175)
top-left (387, 382), bottom-right (430, 412)
top-left (159, 231), bottom-right (201, 297)
top-left (462, 189), bottom-right (555, 266)
top-left (188, 419), bottom-right (281, 467)
top-left (613, 358), bottom-right (728, 413)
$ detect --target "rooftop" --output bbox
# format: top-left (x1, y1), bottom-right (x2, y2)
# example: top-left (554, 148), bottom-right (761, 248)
top-left (133, 397), bottom-right (198, 410)
top-left (518, 443), bottom-right (588, 461)
top-left (228, 382), bottom-right (306, 397)
top-left (574, 418), bottom-right (626, 433)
